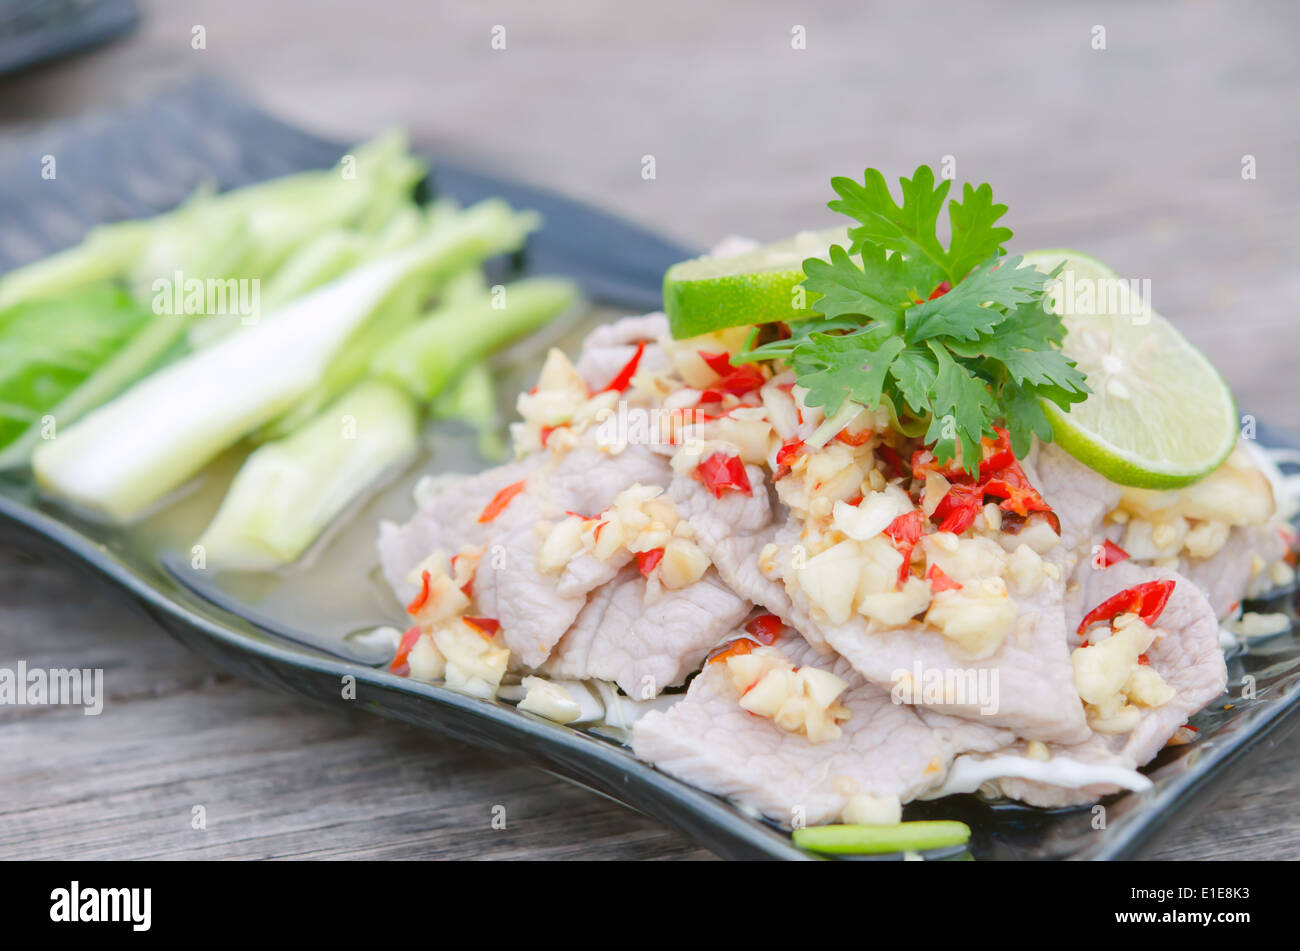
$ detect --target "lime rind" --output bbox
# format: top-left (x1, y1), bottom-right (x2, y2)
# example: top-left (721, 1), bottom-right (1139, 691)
top-left (664, 227), bottom-right (847, 338)
top-left (1023, 249), bottom-right (1239, 488)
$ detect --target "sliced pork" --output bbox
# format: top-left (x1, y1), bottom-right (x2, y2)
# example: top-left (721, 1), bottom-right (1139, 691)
top-left (374, 310), bottom-right (1288, 826)
top-left (541, 565), bottom-right (750, 696)
top-left (633, 631), bottom-right (975, 825)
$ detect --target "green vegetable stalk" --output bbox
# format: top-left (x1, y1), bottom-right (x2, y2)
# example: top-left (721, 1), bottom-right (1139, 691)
top-left (791, 820), bottom-right (971, 855)
top-left (32, 214), bottom-right (518, 523)
top-left (0, 286), bottom-right (157, 467)
top-left (197, 380), bottom-right (419, 571)
top-left (375, 277), bottom-right (580, 401)
top-left (433, 362), bottom-right (507, 460)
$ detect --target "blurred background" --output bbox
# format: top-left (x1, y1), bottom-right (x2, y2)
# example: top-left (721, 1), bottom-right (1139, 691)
top-left (3, 0), bottom-right (1298, 424)
top-left (1, 0), bottom-right (1298, 859)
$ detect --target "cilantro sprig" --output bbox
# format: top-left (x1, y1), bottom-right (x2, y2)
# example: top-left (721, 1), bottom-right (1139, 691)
top-left (735, 165), bottom-right (1088, 474)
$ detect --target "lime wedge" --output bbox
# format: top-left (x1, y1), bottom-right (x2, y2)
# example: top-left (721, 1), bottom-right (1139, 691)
top-left (1022, 249), bottom-right (1238, 488)
top-left (663, 227), bottom-right (848, 338)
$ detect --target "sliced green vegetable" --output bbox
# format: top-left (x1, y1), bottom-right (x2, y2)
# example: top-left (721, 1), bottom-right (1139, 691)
top-left (253, 203), bottom-right (539, 442)
top-left (0, 286), bottom-right (152, 458)
top-left (32, 224), bottom-right (491, 522)
top-left (0, 221), bottom-right (149, 312)
top-left (197, 380), bottom-right (419, 571)
top-left (792, 821), bottom-right (971, 855)
top-left (433, 362), bottom-right (507, 460)
top-left (375, 277), bottom-right (579, 401)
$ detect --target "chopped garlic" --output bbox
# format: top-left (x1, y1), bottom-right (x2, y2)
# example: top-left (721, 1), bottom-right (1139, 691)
top-left (924, 587), bottom-right (1017, 658)
top-left (407, 632), bottom-right (446, 682)
top-left (794, 539), bottom-right (871, 625)
top-left (725, 646), bottom-right (851, 743)
top-left (1184, 519), bottom-right (1230, 559)
top-left (1006, 543), bottom-right (1046, 594)
top-left (858, 576), bottom-right (931, 626)
top-left (659, 537), bottom-right (710, 589)
top-left (538, 515), bottom-right (586, 573)
top-left (841, 794), bottom-right (903, 825)
top-left (518, 676), bottom-right (582, 723)
top-left (1071, 617), bottom-right (1174, 732)
top-left (831, 485), bottom-right (913, 541)
top-left (434, 619), bottom-right (510, 699)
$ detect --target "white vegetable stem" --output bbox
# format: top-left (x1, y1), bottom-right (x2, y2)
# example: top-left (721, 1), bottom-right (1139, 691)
top-left (197, 380), bottom-right (418, 571)
top-left (33, 208), bottom-right (523, 522)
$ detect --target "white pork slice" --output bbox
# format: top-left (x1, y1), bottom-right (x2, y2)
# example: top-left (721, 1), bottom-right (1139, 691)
top-left (377, 453), bottom-right (545, 604)
top-left (1071, 560), bottom-right (1226, 765)
top-left (573, 312), bottom-right (673, 391)
top-left (926, 735), bottom-right (1152, 808)
top-left (666, 463), bottom-right (809, 640)
top-left (1031, 439), bottom-right (1122, 566)
top-left (541, 565), bottom-right (750, 696)
top-left (1179, 524), bottom-right (1285, 617)
top-left (378, 444), bottom-right (673, 668)
top-left (949, 560), bottom-right (1227, 808)
top-left (788, 533), bottom-right (1089, 743)
top-left (633, 632), bottom-right (975, 825)
top-left (671, 464), bottom-right (1089, 742)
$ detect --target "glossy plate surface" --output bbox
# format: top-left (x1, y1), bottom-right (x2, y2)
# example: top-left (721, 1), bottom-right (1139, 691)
top-left (2, 81), bottom-right (1298, 860)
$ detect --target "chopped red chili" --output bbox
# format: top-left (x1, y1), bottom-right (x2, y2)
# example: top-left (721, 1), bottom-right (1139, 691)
top-left (389, 625), bottom-right (422, 675)
top-left (744, 613), bottom-right (783, 645)
top-left (462, 616), bottom-right (502, 640)
top-left (707, 638), bottom-right (757, 665)
top-left (696, 451), bottom-right (752, 498)
top-left (478, 480), bottom-right (527, 523)
top-left (1098, 538), bottom-right (1130, 568)
top-left (596, 340), bottom-right (647, 393)
top-left (716, 364), bottom-right (766, 396)
top-left (449, 554), bottom-right (474, 598)
top-left (1076, 580), bottom-right (1177, 636)
top-left (926, 564), bottom-right (962, 593)
top-left (931, 482), bottom-right (983, 535)
top-left (405, 570), bottom-right (432, 615)
top-left (698, 350), bottom-right (735, 377)
top-left (928, 280), bottom-right (952, 300)
top-left (884, 510), bottom-right (924, 585)
top-left (776, 438), bottom-right (805, 467)
top-left (876, 444), bottom-right (910, 480)
top-left (836, 426), bottom-right (874, 447)
top-left (636, 548), bottom-right (665, 575)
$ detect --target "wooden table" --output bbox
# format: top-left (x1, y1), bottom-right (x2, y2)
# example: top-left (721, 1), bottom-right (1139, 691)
top-left (1, 0), bottom-right (1297, 860)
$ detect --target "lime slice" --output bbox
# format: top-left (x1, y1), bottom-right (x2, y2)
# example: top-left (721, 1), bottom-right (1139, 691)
top-left (1022, 249), bottom-right (1238, 488)
top-left (663, 227), bottom-right (848, 339)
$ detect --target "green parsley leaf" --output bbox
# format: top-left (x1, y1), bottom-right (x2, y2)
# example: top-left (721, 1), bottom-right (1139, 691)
top-left (791, 331), bottom-right (906, 417)
top-left (946, 182), bottom-right (1013, 282)
top-left (802, 244), bottom-right (913, 331)
top-left (924, 342), bottom-right (999, 469)
top-left (886, 346), bottom-right (938, 418)
top-left (999, 381), bottom-right (1057, 458)
top-left (831, 167), bottom-right (950, 290)
top-left (755, 164), bottom-right (1091, 475)
top-left (903, 254), bottom-right (1049, 343)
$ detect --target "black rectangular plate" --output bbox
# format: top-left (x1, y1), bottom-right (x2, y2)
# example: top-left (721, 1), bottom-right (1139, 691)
top-left (2, 80), bottom-right (1298, 860)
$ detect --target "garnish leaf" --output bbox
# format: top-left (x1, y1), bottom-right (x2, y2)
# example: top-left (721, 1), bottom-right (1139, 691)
top-left (792, 331), bottom-right (906, 417)
top-left (771, 164), bottom-right (1090, 475)
top-left (925, 342), bottom-right (999, 468)
top-left (946, 182), bottom-right (1013, 282)
top-left (903, 254), bottom-right (1048, 343)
